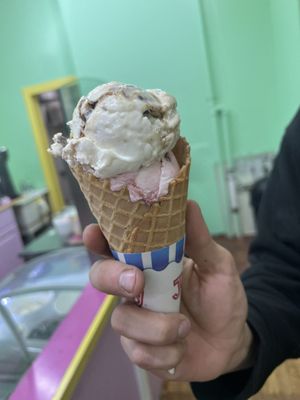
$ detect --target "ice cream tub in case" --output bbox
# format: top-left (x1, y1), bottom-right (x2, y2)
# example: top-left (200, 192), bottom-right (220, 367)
top-left (111, 237), bottom-right (185, 313)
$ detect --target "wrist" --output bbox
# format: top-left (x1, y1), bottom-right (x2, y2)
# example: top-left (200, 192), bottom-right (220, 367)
top-left (227, 324), bottom-right (257, 373)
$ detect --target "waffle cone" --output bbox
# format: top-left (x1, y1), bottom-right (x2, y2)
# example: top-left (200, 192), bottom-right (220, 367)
top-left (70, 137), bottom-right (190, 253)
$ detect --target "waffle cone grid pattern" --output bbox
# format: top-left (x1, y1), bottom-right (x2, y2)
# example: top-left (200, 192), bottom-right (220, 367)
top-left (70, 137), bottom-right (191, 253)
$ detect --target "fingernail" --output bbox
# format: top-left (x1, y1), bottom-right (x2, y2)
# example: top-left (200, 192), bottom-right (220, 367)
top-left (178, 319), bottom-right (191, 339)
top-left (119, 270), bottom-right (136, 293)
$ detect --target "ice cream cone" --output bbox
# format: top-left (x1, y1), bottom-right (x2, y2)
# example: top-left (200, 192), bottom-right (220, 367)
top-left (50, 82), bottom-right (190, 315)
top-left (70, 137), bottom-right (190, 254)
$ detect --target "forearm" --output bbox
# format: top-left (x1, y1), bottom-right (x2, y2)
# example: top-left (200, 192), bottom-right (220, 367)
top-left (190, 322), bottom-right (258, 400)
top-left (227, 323), bottom-right (256, 373)
top-left (192, 108), bottom-right (300, 400)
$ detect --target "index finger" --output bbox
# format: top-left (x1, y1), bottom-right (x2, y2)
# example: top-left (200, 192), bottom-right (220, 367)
top-left (83, 224), bottom-right (111, 257)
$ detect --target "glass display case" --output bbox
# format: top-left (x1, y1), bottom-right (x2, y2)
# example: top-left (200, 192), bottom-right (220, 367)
top-left (0, 247), bottom-right (91, 399)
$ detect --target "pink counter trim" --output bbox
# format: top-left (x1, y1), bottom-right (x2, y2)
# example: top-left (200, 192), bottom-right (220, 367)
top-left (10, 283), bottom-right (107, 400)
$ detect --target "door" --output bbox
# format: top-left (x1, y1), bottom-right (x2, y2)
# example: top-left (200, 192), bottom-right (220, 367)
top-left (38, 83), bottom-right (81, 206)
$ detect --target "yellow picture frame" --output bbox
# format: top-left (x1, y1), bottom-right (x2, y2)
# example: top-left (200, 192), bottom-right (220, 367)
top-left (22, 76), bottom-right (77, 213)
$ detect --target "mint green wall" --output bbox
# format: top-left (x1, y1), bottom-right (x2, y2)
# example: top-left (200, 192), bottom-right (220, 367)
top-left (51, 0), bottom-right (300, 233)
top-left (201, 0), bottom-right (300, 158)
top-left (58, 0), bottom-right (225, 233)
top-left (270, 0), bottom-right (300, 130)
top-left (1, 0), bottom-right (299, 234)
top-left (0, 0), bottom-right (74, 191)
top-left (58, 0), bottom-right (215, 152)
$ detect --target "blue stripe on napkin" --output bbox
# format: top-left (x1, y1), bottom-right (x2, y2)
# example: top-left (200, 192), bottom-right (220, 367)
top-left (151, 247), bottom-right (170, 271)
top-left (124, 253), bottom-right (144, 269)
top-left (110, 236), bottom-right (185, 272)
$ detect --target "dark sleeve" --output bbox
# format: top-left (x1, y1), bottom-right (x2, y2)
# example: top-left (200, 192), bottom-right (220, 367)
top-left (191, 108), bottom-right (300, 400)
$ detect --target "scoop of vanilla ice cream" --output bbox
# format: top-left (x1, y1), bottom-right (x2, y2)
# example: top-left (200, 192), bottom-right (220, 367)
top-left (50, 82), bottom-right (180, 179)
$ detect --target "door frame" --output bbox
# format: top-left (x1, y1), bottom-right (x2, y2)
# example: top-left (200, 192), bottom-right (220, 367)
top-left (22, 76), bottom-right (78, 213)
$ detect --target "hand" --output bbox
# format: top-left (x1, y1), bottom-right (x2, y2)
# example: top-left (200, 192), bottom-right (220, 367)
top-left (83, 201), bottom-right (254, 381)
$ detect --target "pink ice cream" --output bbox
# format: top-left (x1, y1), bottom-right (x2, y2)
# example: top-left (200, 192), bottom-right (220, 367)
top-left (110, 151), bottom-right (179, 203)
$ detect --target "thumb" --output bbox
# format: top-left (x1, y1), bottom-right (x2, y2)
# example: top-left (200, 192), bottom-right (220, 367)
top-left (185, 201), bottom-right (234, 273)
